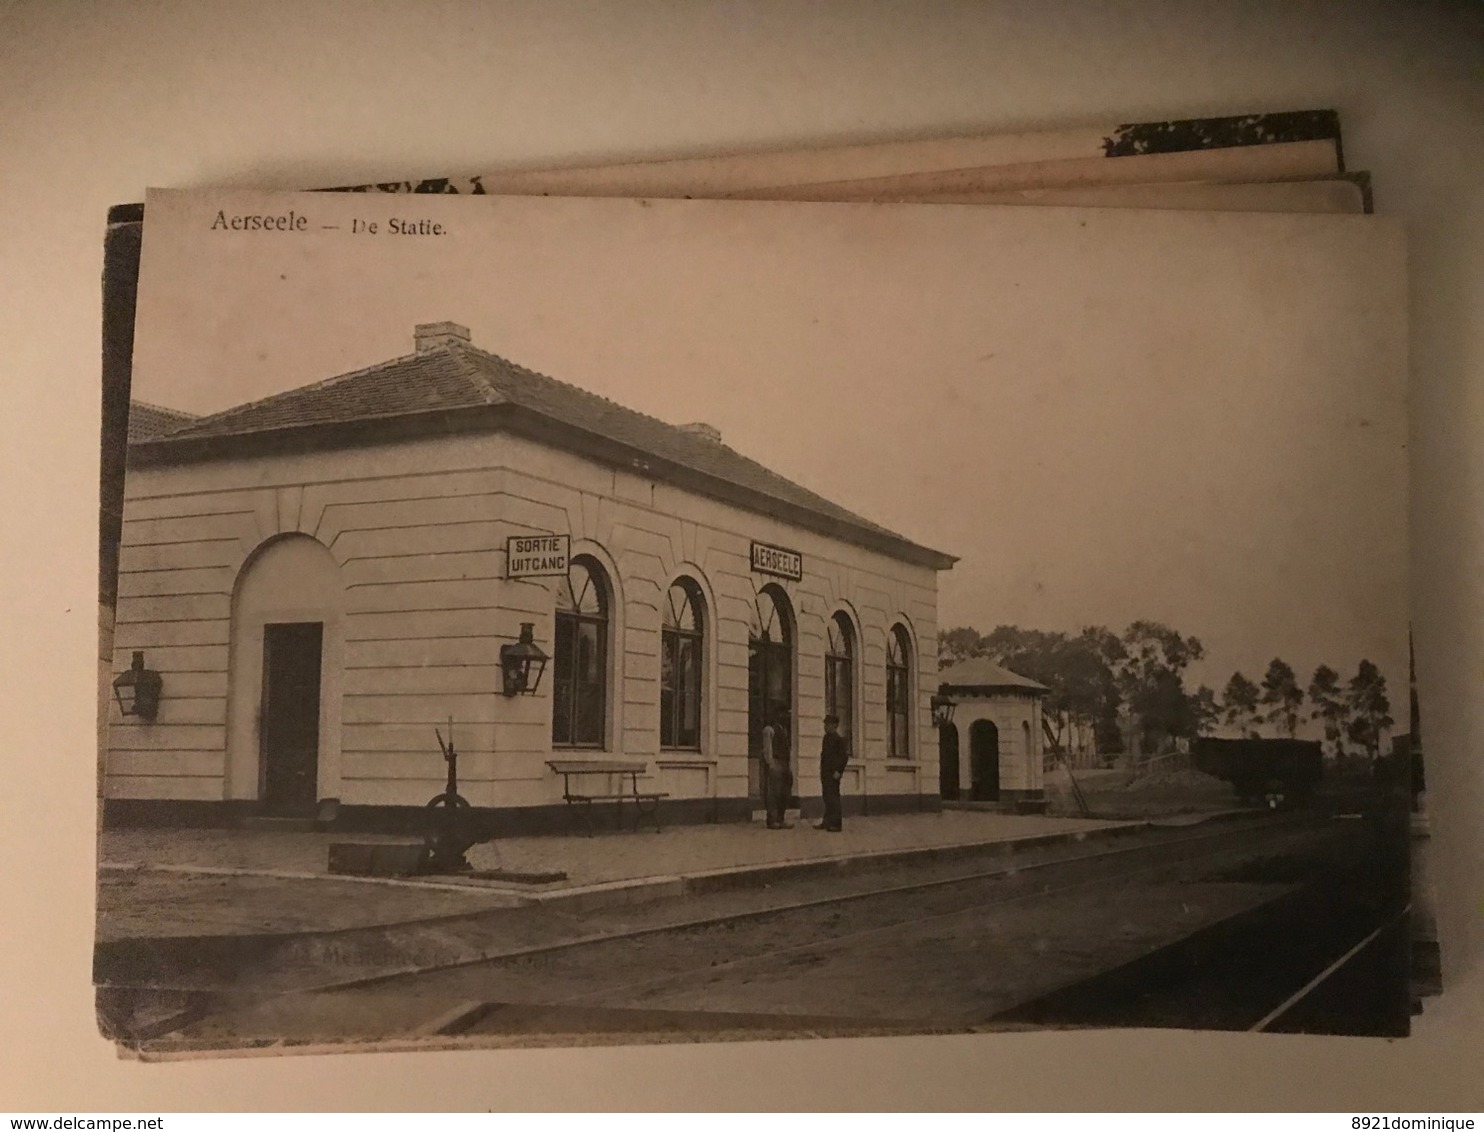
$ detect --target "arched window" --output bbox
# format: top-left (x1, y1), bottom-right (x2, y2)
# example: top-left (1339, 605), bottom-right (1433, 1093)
top-left (886, 624), bottom-right (912, 758)
top-left (552, 557), bottom-right (608, 748)
top-left (661, 578), bottom-right (704, 750)
top-left (825, 612), bottom-right (854, 743)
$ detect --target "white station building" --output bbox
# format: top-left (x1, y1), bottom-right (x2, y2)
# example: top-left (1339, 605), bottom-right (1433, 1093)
top-left (106, 322), bottom-right (961, 832)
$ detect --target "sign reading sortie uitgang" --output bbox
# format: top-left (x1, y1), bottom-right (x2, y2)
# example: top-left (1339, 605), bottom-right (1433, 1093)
top-left (750, 540), bottom-right (803, 582)
top-left (506, 534), bottom-right (571, 578)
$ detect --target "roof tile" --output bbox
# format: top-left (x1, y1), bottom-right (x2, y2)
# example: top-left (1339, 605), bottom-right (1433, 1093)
top-left (127, 401), bottom-right (198, 442)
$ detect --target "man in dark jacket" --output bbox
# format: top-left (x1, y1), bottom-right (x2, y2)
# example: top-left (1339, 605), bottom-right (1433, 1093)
top-left (815, 714), bottom-right (849, 832)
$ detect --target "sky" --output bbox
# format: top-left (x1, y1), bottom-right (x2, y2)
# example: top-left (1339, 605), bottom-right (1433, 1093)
top-left (131, 188), bottom-right (1410, 697)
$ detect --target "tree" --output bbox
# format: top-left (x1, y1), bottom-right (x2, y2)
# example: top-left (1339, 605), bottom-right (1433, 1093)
top-left (944, 623), bottom-right (1129, 757)
top-left (939, 620), bottom-right (1237, 759)
top-left (1259, 658), bottom-right (1305, 738)
top-left (1221, 672), bottom-right (1261, 737)
top-left (1189, 685), bottom-right (1220, 736)
top-left (1345, 660), bottom-right (1393, 760)
top-left (1307, 664), bottom-right (1350, 758)
top-left (938, 627), bottom-right (984, 669)
top-left (1056, 630), bottom-right (1123, 750)
top-left (1117, 620), bottom-right (1205, 753)
top-left (1081, 626), bottom-right (1127, 755)
top-left (978, 626), bottom-right (1079, 750)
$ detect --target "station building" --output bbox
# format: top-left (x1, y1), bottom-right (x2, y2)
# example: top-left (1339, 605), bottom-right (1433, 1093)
top-left (935, 657), bottom-right (1048, 809)
top-left (105, 322), bottom-right (958, 832)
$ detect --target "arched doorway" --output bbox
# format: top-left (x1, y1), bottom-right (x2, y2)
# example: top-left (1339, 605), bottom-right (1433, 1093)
top-left (227, 535), bottom-right (343, 815)
top-left (970, 719), bottom-right (1000, 801)
top-left (260, 622), bottom-right (324, 814)
top-left (939, 721), bottom-right (961, 800)
top-left (748, 585), bottom-right (794, 804)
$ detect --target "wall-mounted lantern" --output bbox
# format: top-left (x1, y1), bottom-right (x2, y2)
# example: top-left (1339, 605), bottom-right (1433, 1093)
top-left (930, 692), bottom-right (956, 728)
top-left (499, 622), bottom-right (549, 696)
top-left (113, 650), bottom-right (163, 722)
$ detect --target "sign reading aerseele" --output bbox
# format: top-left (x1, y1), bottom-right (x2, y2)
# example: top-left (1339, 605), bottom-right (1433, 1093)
top-left (507, 534), bottom-right (570, 578)
top-left (750, 540), bottom-right (803, 581)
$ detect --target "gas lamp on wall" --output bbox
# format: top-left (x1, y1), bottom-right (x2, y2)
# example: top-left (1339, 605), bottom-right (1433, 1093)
top-left (499, 622), bottom-right (549, 696)
top-left (113, 650), bottom-right (163, 722)
top-left (930, 693), bottom-right (957, 729)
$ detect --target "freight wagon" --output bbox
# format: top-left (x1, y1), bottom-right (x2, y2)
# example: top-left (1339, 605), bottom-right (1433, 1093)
top-left (1191, 738), bottom-right (1324, 808)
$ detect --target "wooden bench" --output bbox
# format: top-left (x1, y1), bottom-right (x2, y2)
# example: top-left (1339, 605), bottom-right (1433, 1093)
top-left (546, 759), bottom-right (669, 835)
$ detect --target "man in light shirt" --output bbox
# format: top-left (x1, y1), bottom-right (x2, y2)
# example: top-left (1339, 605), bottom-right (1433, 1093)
top-left (761, 714), bottom-right (791, 829)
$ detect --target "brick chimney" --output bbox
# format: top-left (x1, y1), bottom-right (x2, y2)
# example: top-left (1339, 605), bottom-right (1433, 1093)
top-left (414, 321), bottom-right (472, 353)
top-left (679, 422), bottom-right (722, 443)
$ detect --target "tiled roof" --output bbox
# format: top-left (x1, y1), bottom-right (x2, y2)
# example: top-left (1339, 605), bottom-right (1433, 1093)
top-left (136, 331), bottom-right (956, 569)
top-left (158, 348), bottom-right (500, 441)
top-left (127, 401), bottom-right (198, 442)
top-left (938, 657), bottom-right (1048, 694)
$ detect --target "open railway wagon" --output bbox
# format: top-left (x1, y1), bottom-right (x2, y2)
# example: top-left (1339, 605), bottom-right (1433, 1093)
top-left (1191, 738), bottom-right (1324, 808)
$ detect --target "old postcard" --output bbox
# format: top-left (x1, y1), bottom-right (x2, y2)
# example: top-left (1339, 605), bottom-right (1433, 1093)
top-left (329, 108), bottom-right (1345, 197)
top-left (98, 187), bottom-right (1409, 1056)
top-left (98, 111), bottom-right (1367, 641)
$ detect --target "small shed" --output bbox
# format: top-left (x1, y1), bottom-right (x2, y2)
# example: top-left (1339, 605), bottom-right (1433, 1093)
top-left (936, 658), bottom-right (1048, 809)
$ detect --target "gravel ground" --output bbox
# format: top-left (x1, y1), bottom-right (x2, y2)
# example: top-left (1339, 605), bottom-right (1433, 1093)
top-left (95, 809), bottom-right (1133, 941)
top-left (96, 869), bottom-right (521, 941)
top-left (100, 820), bottom-right (1190, 990)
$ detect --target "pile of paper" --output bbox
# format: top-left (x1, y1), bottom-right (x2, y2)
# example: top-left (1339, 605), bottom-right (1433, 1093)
top-left (96, 108), bottom-right (1433, 1054)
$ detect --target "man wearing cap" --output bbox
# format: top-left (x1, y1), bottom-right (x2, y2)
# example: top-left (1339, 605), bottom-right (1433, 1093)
top-left (815, 714), bottom-right (849, 832)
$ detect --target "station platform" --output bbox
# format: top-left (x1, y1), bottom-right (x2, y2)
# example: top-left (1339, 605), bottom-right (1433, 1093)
top-left (98, 809), bottom-right (1139, 941)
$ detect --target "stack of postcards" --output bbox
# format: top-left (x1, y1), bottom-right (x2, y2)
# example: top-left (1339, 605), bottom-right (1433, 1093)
top-left (96, 110), bottom-right (1433, 1058)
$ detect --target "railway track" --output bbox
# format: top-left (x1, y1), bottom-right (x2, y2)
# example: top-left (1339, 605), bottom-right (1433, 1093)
top-left (1250, 905), bottom-right (1411, 1033)
top-left (441, 819), bottom-right (1332, 1015)
top-left (323, 813), bottom-right (1320, 994)
top-left (131, 809), bottom-right (1408, 1048)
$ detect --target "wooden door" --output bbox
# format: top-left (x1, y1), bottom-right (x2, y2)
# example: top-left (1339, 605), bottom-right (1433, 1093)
top-left (260, 622), bottom-right (323, 815)
top-left (970, 719), bottom-right (1001, 801)
top-left (939, 722), bottom-right (961, 800)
